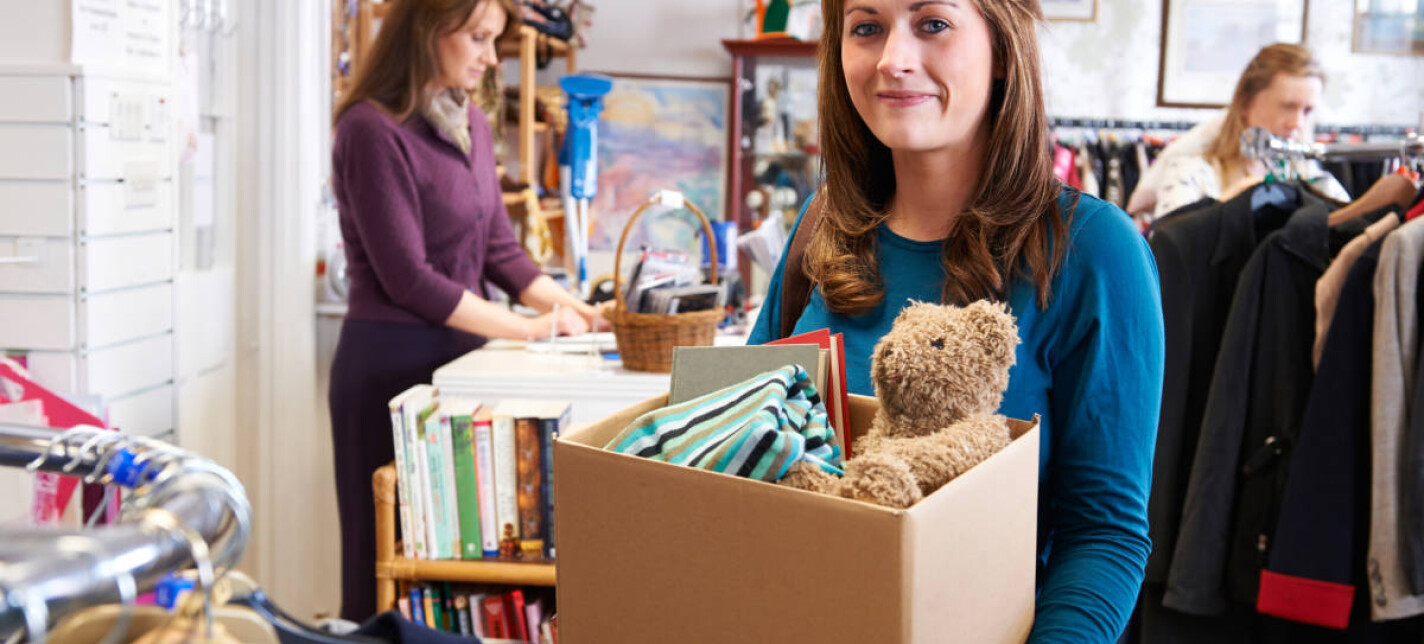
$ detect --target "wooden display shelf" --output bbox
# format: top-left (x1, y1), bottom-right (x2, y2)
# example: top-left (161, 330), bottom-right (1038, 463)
top-left (506, 25), bottom-right (577, 187)
top-left (374, 464), bottom-right (556, 612)
top-left (721, 37), bottom-right (818, 58)
top-left (383, 557), bottom-right (556, 587)
top-left (503, 191), bottom-right (565, 219)
top-left (498, 29), bottom-right (574, 61)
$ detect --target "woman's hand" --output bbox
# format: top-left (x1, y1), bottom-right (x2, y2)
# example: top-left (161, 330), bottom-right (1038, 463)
top-left (519, 275), bottom-right (613, 332)
top-left (582, 301), bottom-right (615, 332)
top-left (526, 306), bottom-right (590, 340)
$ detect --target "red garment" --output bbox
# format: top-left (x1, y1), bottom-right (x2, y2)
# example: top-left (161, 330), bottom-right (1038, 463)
top-left (1406, 198), bottom-right (1424, 222)
top-left (1055, 144), bottom-right (1082, 189)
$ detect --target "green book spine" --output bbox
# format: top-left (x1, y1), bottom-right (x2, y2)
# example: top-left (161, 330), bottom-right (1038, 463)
top-left (450, 411), bottom-right (484, 560)
top-left (429, 585), bottom-right (444, 631)
top-left (423, 413), bottom-right (452, 559)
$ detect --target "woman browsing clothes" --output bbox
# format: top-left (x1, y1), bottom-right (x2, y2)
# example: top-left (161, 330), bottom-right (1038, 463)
top-left (1129, 43), bottom-right (1351, 220)
top-left (328, 0), bottom-right (601, 621)
top-left (748, 0), bottom-right (1165, 641)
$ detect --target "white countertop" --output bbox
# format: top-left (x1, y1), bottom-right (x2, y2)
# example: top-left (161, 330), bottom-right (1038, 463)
top-left (433, 332), bottom-right (748, 425)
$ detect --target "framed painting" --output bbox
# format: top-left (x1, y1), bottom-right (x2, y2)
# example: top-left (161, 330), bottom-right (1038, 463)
top-left (587, 73), bottom-right (731, 256)
top-left (1157, 0), bottom-right (1308, 108)
top-left (1042, 0), bottom-right (1097, 22)
top-left (1352, 0), bottom-right (1424, 56)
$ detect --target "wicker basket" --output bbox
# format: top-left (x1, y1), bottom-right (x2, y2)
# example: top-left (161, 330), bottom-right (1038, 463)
top-left (603, 192), bottom-right (720, 373)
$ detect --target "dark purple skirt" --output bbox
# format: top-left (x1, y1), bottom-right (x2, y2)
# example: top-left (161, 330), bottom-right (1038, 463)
top-left (328, 318), bottom-right (483, 621)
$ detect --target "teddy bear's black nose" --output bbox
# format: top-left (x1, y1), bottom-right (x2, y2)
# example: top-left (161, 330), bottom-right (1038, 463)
top-left (930, 338), bottom-right (945, 350)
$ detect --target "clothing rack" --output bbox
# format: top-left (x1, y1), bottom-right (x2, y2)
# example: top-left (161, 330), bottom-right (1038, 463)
top-left (0, 422), bottom-right (251, 643)
top-left (1243, 127), bottom-right (1424, 165)
top-left (1052, 117), bottom-right (1413, 138)
top-left (1051, 117), bottom-right (1197, 131)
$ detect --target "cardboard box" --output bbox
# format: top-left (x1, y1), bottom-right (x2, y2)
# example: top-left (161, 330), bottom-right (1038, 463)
top-left (555, 394), bottom-right (1040, 643)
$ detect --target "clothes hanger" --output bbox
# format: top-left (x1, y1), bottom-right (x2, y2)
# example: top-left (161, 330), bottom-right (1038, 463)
top-left (1325, 172), bottom-right (1418, 227)
top-left (133, 478), bottom-right (355, 644)
top-left (222, 571), bottom-right (385, 644)
top-left (49, 605), bottom-right (274, 644)
top-left (1300, 177), bottom-right (1348, 209)
top-left (1248, 158), bottom-right (1299, 212)
top-left (46, 529), bottom-right (277, 644)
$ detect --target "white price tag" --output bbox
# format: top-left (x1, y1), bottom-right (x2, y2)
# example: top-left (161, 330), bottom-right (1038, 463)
top-left (654, 189), bottom-right (685, 210)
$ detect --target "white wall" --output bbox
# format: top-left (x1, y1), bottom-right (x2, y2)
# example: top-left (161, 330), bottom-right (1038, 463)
top-left (575, 1), bottom-right (743, 77)
top-left (579, 0), bottom-right (1421, 128)
top-left (0, 2), bottom-right (67, 65)
top-left (1039, 0), bottom-right (1423, 127)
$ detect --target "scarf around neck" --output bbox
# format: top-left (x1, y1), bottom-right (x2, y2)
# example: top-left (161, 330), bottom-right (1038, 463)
top-left (422, 89), bottom-right (471, 156)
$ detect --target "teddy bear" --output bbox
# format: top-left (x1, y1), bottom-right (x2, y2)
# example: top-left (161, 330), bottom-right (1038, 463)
top-left (778, 300), bottom-right (1020, 509)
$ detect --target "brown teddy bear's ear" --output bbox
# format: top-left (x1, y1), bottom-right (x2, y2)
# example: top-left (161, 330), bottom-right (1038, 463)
top-left (960, 301), bottom-right (1020, 366)
top-left (894, 300), bottom-right (932, 325)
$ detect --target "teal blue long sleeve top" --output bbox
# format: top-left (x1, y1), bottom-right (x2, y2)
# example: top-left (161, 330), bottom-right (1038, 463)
top-left (748, 188), bottom-right (1164, 642)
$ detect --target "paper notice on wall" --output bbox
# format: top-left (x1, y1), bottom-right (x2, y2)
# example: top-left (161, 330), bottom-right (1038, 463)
top-left (125, 160), bottom-right (160, 208)
top-left (71, 0), bottom-right (121, 66)
top-left (71, 0), bottom-right (171, 76)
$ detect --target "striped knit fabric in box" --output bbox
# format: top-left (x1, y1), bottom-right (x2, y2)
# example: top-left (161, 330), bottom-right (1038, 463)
top-left (605, 365), bottom-right (844, 481)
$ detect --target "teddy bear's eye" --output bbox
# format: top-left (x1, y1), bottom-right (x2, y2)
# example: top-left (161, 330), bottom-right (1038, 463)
top-left (930, 338), bottom-right (945, 350)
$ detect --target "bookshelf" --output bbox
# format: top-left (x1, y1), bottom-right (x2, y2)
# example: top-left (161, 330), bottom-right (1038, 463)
top-left (373, 463), bottom-right (556, 613)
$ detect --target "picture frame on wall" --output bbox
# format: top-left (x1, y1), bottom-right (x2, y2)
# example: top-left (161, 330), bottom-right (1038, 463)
top-left (1352, 1), bottom-right (1424, 56)
top-left (1041, 0), bottom-right (1097, 22)
top-left (1157, 0), bottom-right (1308, 108)
top-left (586, 73), bottom-right (731, 256)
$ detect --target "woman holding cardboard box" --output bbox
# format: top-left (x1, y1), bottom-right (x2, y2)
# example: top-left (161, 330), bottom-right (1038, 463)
top-left (748, 0), bottom-right (1164, 640)
top-left (327, 0), bottom-right (603, 621)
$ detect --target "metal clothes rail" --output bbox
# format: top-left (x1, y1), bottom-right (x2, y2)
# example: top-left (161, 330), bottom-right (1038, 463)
top-left (0, 423), bottom-right (251, 643)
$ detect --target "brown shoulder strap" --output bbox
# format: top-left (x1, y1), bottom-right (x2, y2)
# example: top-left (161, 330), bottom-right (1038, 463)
top-left (779, 194), bottom-right (824, 339)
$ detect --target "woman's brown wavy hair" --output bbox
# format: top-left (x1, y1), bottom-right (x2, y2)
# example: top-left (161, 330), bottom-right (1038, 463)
top-left (807, 0), bottom-right (1067, 312)
top-left (333, 0), bottom-right (520, 125)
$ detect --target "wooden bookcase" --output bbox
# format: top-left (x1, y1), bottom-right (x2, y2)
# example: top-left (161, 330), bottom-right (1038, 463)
top-left (720, 38), bottom-right (820, 288)
top-left (373, 463), bottom-right (556, 613)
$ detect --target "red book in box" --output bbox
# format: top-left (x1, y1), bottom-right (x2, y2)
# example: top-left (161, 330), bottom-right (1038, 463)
top-left (768, 328), bottom-right (851, 458)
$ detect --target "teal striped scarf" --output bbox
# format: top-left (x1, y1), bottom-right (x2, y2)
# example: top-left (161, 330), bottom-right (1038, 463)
top-left (605, 365), bottom-right (844, 480)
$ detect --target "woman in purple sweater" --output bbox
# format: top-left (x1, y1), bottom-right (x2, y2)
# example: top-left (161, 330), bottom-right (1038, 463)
top-left (328, 0), bottom-right (598, 620)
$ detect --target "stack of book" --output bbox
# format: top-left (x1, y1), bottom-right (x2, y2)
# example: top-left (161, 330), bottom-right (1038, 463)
top-left (388, 385), bottom-right (568, 562)
top-left (397, 582), bottom-right (557, 642)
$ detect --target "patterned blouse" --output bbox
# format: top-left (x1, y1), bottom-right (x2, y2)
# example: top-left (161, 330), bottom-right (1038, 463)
top-left (1153, 155), bottom-right (1351, 219)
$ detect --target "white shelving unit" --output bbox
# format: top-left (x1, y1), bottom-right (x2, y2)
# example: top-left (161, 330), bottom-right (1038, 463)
top-left (0, 1), bottom-right (238, 445)
top-left (0, 62), bottom-right (179, 438)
